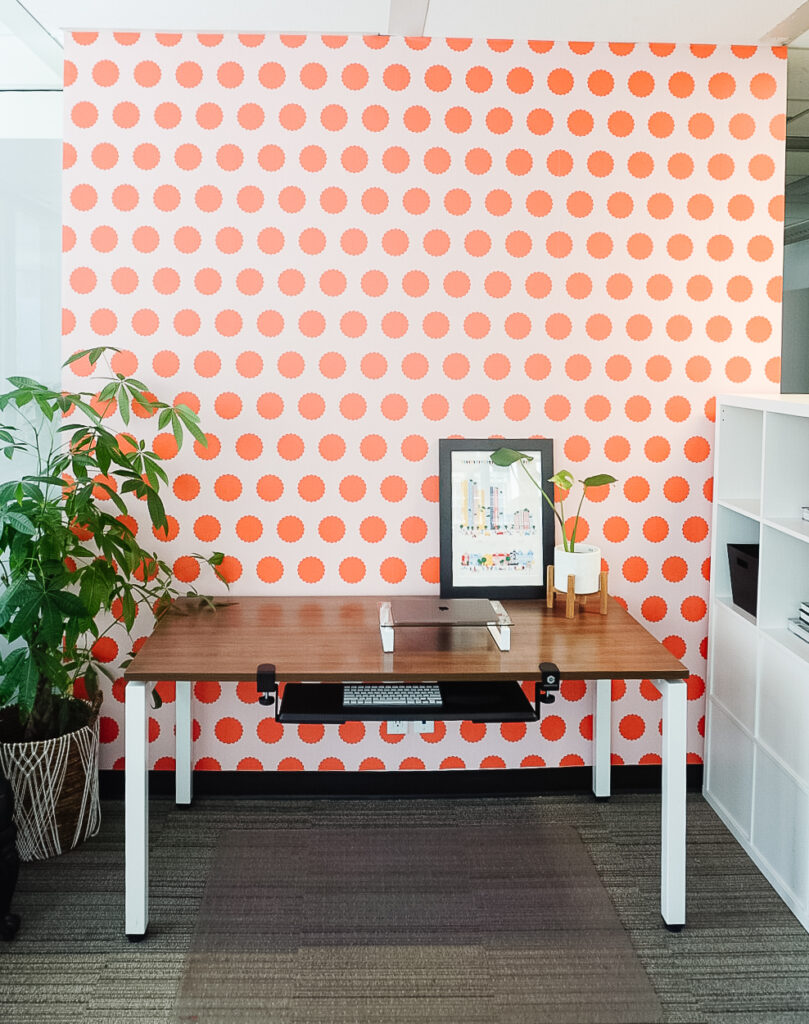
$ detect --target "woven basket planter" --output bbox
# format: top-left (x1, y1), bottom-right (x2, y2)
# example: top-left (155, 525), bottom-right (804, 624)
top-left (0, 694), bottom-right (102, 861)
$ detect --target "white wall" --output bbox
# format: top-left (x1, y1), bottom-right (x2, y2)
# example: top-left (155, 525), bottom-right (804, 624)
top-left (0, 134), bottom-right (62, 487)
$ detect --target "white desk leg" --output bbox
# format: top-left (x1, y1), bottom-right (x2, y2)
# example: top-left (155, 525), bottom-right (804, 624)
top-left (175, 680), bottom-right (193, 805)
top-left (659, 677), bottom-right (687, 929)
top-left (592, 678), bottom-right (611, 799)
top-left (125, 679), bottom-right (149, 939)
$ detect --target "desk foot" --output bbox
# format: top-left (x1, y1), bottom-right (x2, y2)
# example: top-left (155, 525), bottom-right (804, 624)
top-left (664, 921), bottom-right (684, 932)
top-left (593, 795), bottom-right (610, 802)
top-left (127, 929), bottom-right (148, 942)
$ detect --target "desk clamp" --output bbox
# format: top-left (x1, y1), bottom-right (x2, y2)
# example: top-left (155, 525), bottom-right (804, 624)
top-left (536, 662), bottom-right (560, 719)
top-left (257, 663), bottom-right (279, 718)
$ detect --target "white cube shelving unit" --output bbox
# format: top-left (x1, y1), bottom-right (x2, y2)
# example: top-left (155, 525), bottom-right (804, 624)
top-left (705, 393), bottom-right (809, 930)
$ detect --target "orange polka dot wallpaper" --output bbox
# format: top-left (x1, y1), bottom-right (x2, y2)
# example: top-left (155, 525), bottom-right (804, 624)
top-left (62, 33), bottom-right (785, 772)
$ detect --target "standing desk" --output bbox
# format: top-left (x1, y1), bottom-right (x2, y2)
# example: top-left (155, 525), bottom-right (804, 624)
top-left (123, 595), bottom-right (689, 939)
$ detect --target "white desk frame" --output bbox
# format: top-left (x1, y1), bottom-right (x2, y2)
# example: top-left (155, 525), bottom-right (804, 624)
top-left (125, 675), bottom-right (687, 937)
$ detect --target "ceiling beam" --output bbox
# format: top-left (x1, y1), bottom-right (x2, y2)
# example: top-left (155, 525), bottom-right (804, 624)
top-left (0, 0), bottom-right (61, 77)
top-left (388, 0), bottom-right (430, 37)
top-left (760, 0), bottom-right (809, 43)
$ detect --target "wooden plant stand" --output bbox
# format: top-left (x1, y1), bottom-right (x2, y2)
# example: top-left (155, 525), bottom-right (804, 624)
top-left (546, 565), bottom-right (609, 619)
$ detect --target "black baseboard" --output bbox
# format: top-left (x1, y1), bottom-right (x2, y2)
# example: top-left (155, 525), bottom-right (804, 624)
top-left (99, 764), bottom-right (703, 800)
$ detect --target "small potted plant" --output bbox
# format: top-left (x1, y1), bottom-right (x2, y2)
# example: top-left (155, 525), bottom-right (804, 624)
top-left (491, 447), bottom-right (616, 594)
top-left (0, 346), bottom-right (225, 860)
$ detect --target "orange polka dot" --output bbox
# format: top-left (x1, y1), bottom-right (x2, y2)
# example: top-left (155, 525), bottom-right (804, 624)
top-left (641, 596), bottom-right (667, 622)
top-left (683, 517), bottom-right (709, 542)
top-left (319, 434), bottom-right (346, 461)
top-left (319, 516), bottom-right (345, 543)
top-left (339, 475), bottom-right (367, 502)
top-left (625, 396), bottom-right (651, 422)
top-left (194, 515), bottom-right (221, 542)
top-left (584, 395), bottom-right (610, 421)
top-left (623, 476), bottom-right (650, 504)
top-left (214, 392), bottom-right (242, 419)
top-left (726, 356), bottom-right (751, 383)
top-left (600, 357), bottom-right (628, 385)
top-left (339, 557), bottom-right (366, 583)
top-left (681, 596), bottom-right (707, 622)
top-left (751, 72), bottom-right (777, 99)
top-left (214, 474), bottom-right (242, 501)
top-left (564, 435), bottom-right (591, 462)
top-left (256, 475), bottom-right (283, 503)
top-left (689, 112), bottom-right (714, 138)
top-left (360, 516), bottom-right (386, 543)
top-left (622, 556), bottom-right (648, 583)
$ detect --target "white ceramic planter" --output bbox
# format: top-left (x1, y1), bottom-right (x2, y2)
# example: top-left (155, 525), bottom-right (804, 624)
top-left (553, 544), bottom-right (601, 595)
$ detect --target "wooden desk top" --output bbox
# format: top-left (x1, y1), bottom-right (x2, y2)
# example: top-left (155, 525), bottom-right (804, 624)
top-left (124, 595), bottom-right (688, 683)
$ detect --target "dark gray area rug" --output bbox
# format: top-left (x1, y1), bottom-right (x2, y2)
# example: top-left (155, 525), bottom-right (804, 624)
top-left (176, 823), bottom-right (662, 1024)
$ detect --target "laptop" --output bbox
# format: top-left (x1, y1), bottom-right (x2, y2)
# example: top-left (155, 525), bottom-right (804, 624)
top-left (388, 596), bottom-right (506, 626)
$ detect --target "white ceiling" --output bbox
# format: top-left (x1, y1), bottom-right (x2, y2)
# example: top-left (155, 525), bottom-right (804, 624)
top-left (7, 0), bottom-right (809, 53)
top-left (6, 0), bottom-right (809, 90)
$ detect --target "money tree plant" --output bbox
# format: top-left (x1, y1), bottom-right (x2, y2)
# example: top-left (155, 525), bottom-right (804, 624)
top-left (0, 346), bottom-right (224, 743)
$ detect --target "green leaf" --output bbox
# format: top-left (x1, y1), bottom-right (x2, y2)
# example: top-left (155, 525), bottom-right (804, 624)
top-left (145, 487), bottom-right (167, 533)
top-left (63, 349), bottom-right (96, 367)
top-left (581, 474), bottom-right (618, 488)
top-left (0, 579), bottom-right (26, 627)
top-left (95, 437), bottom-right (112, 476)
top-left (174, 405), bottom-right (207, 446)
top-left (0, 648), bottom-right (34, 711)
top-left (121, 589), bottom-right (137, 632)
top-left (23, 475), bottom-right (64, 488)
top-left (3, 510), bottom-right (35, 535)
top-left (0, 480), bottom-right (20, 503)
top-left (11, 649), bottom-right (38, 714)
top-left (490, 447), bottom-right (531, 467)
top-left (5, 583), bottom-right (45, 641)
top-left (118, 386), bottom-right (130, 425)
top-left (0, 664), bottom-right (16, 704)
top-left (171, 413), bottom-right (184, 452)
top-left (7, 376), bottom-right (54, 393)
top-left (38, 597), bottom-right (64, 648)
top-left (93, 481), bottom-right (128, 516)
top-left (78, 562), bottom-right (108, 618)
top-left (142, 461), bottom-right (159, 490)
top-left (549, 470), bottom-right (575, 490)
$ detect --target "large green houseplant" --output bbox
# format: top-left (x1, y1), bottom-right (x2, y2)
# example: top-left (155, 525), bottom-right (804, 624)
top-left (0, 346), bottom-right (224, 857)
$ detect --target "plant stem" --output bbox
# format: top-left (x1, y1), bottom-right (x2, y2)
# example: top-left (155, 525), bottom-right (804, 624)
top-left (517, 459), bottom-right (569, 551)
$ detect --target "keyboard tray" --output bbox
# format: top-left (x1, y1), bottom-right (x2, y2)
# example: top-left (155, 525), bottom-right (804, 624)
top-left (277, 680), bottom-right (538, 723)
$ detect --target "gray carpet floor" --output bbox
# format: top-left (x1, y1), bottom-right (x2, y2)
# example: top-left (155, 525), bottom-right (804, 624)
top-left (2, 792), bottom-right (809, 1023)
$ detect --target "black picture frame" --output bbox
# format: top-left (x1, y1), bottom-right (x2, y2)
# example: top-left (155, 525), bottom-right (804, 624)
top-left (438, 438), bottom-right (555, 600)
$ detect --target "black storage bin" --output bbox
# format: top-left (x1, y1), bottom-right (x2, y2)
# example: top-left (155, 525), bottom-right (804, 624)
top-left (727, 542), bottom-right (759, 617)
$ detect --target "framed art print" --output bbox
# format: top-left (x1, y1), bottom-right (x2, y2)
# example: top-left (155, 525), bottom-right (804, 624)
top-left (438, 438), bottom-right (555, 599)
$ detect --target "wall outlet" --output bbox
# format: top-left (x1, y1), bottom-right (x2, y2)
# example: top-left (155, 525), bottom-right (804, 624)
top-left (412, 720), bottom-right (434, 734)
top-left (386, 720), bottom-right (409, 734)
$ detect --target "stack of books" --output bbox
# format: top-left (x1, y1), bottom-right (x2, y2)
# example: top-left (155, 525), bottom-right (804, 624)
top-left (787, 601), bottom-right (809, 644)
